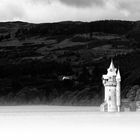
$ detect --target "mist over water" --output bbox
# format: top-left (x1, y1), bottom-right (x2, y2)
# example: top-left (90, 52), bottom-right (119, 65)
top-left (0, 106), bottom-right (138, 140)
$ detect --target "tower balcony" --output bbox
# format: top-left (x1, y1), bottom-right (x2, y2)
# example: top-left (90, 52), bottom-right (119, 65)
top-left (103, 81), bottom-right (117, 86)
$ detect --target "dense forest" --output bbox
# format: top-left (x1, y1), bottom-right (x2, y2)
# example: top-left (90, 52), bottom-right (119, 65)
top-left (0, 20), bottom-right (139, 105)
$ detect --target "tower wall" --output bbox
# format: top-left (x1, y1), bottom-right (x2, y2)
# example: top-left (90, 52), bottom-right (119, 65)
top-left (105, 86), bottom-right (117, 112)
top-left (116, 81), bottom-right (121, 112)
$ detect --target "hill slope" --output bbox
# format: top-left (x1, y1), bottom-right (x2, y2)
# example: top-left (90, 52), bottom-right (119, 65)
top-left (0, 20), bottom-right (139, 105)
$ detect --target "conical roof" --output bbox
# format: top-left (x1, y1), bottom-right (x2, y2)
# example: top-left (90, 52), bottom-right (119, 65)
top-left (116, 69), bottom-right (121, 80)
top-left (108, 59), bottom-right (115, 70)
top-left (107, 59), bottom-right (117, 75)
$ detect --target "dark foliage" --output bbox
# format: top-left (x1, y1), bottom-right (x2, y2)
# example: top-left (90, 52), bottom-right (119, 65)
top-left (0, 20), bottom-right (139, 105)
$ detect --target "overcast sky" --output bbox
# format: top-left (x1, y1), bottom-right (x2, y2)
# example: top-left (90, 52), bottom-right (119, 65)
top-left (0, 0), bottom-right (140, 23)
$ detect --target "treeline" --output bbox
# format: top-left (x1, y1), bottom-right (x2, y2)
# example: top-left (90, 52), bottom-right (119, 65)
top-left (0, 86), bottom-right (102, 106)
top-left (15, 20), bottom-right (135, 39)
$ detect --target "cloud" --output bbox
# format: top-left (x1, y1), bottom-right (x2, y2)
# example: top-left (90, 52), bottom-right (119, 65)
top-left (105, 0), bottom-right (140, 20)
top-left (58, 0), bottom-right (105, 7)
top-left (0, 0), bottom-right (26, 21)
top-left (0, 0), bottom-right (140, 22)
top-left (29, 0), bottom-right (105, 7)
top-left (29, 0), bottom-right (53, 4)
top-left (118, 0), bottom-right (140, 12)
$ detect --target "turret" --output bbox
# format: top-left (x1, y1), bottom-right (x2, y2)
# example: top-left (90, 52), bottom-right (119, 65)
top-left (100, 59), bottom-right (121, 112)
top-left (116, 69), bottom-right (121, 81)
top-left (116, 69), bottom-right (121, 112)
top-left (102, 60), bottom-right (117, 112)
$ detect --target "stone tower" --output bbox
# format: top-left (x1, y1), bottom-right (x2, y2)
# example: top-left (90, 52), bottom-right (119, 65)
top-left (100, 59), bottom-right (121, 112)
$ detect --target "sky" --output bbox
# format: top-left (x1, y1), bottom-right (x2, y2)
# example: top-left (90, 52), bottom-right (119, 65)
top-left (0, 0), bottom-right (140, 23)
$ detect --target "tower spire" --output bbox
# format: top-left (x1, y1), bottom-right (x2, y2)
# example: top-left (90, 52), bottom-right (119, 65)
top-left (108, 59), bottom-right (115, 70)
top-left (116, 69), bottom-right (121, 80)
top-left (107, 59), bottom-right (116, 75)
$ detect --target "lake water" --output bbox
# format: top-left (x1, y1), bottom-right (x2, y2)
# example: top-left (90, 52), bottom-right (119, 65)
top-left (0, 105), bottom-right (139, 140)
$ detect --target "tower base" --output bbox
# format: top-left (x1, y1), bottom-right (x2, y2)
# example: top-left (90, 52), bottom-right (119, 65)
top-left (100, 102), bottom-right (118, 112)
top-left (108, 106), bottom-right (117, 112)
top-left (100, 102), bottom-right (108, 112)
